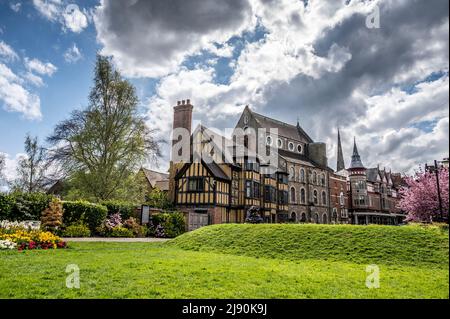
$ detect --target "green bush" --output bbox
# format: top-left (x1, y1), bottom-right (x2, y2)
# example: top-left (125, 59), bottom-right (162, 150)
top-left (62, 201), bottom-right (107, 233)
top-left (0, 192), bottom-right (53, 221)
top-left (110, 226), bottom-right (134, 238)
top-left (61, 223), bottom-right (91, 237)
top-left (123, 217), bottom-right (147, 237)
top-left (148, 211), bottom-right (185, 238)
top-left (0, 193), bottom-right (14, 220)
top-left (100, 200), bottom-right (137, 220)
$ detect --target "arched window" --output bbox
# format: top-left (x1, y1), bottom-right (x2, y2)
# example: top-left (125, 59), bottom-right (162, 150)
top-left (289, 167), bottom-right (295, 180)
top-left (300, 168), bottom-right (305, 182)
top-left (290, 187), bottom-right (296, 203)
top-left (300, 213), bottom-right (307, 222)
top-left (291, 212), bottom-right (296, 222)
top-left (244, 135), bottom-right (249, 148)
top-left (313, 171), bottom-right (317, 184)
top-left (313, 213), bottom-right (319, 223)
top-left (321, 174), bottom-right (326, 186)
top-left (322, 213), bottom-right (328, 224)
top-left (300, 188), bottom-right (306, 204)
top-left (313, 190), bottom-right (318, 205)
top-left (322, 191), bottom-right (327, 205)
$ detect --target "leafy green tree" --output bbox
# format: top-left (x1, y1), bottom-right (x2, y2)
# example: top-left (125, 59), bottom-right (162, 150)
top-left (12, 134), bottom-right (51, 193)
top-left (146, 188), bottom-right (172, 210)
top-left (48, 55), bottom-right (161, 201)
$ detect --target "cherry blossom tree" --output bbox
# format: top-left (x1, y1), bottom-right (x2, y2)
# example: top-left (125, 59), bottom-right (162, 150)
top-left (399, 166), bottom-right (449, 223)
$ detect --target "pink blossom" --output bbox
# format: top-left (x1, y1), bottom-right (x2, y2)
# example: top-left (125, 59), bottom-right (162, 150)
top-left (398, 167), bottom-right (449, 222)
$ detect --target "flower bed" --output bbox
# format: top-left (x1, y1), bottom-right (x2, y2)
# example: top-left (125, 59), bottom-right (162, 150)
top-left (0, 221), bottom-right (67, 251)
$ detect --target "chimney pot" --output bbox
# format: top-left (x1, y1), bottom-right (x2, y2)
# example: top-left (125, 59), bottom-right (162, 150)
top-left (182, 100), bottom-right (185, 105)
top-left (177, 101), bottom-right (181, 105)
top-left (186, 99), bottom-right (190, 104)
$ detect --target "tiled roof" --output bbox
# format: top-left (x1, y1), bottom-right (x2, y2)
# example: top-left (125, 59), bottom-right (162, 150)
top-left (251, 111), bottom-right (314, 143)
top-left (366, 168), bottom-right (379, 182)
top-left (141, 168), bottom-right (169, 188)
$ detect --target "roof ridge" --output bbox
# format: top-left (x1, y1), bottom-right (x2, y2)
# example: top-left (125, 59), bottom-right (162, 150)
top-left (142, 167), bottom-right (168, 175)
top-left (252, 110), bottom-right (297, 128)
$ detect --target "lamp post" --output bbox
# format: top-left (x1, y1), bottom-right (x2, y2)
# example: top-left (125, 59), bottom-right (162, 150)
top-left (434, 160), bottom-right (444, 223)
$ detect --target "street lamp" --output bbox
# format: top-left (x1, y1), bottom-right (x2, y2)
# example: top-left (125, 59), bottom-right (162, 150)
top-left (434, 160), bottom-right (445, 223)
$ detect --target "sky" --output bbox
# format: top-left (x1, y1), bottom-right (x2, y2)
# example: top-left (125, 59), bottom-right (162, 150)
top-left (0, 0), bottom-right (449, 183)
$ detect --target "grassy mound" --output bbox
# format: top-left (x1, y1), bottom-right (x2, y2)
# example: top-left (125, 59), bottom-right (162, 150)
top-left (167, 223), bottom-right (449, 266)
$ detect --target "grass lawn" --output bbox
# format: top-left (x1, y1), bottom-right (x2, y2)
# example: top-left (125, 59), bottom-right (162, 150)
top-left (0, 224), bottom-right (448, 298)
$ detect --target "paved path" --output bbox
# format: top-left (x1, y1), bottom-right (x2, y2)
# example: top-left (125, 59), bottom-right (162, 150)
top-left (62, 237), bottom-right (170, 242)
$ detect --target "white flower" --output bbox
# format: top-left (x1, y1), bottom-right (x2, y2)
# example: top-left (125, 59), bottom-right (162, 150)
top-left (0, 220), bottom-right (40, 230)
top-left (0, 239), bottom-right (17, 250)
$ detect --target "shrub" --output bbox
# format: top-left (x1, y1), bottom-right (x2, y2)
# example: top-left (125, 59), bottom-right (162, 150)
top-left (8, 192), bottom-right (53, 221)
top-left (123, 217), bottom-right (146, 237)
top-left (97, 213), bottom-right (123, 237)
top-left (100, 200), bottom-right (137, 220)
top-left (0, 194), bottom-right (14, 220)
top-left (110, 226), bottom-right (134, 238)
top-left (148, 212), bottom-right (185, 238)
top-left (61, 223), bottom-right (91, 237)
top-left (41, 198), bottom-right (63, 233)
top-left (62, 201), bottom-right (107, 233)
top-left (146, 189), bottom-right (172, 210)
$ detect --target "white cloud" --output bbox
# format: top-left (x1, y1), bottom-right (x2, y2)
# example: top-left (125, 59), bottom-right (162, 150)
top-left (94, 0), bottom-right (256, 77)
top-left (0, 63), bottom-right (42, 120)
top-left (9, 2), bottom-right (21, 12)
top-left (0, 152), bottom-right (26, 188)
top-left (62, 4), bottom-right (88, 33)
top-left (32, 0), bottom-right (62, 21)
top-left (24, 57), bottom-right (57, 76)
top-left (23, 72), bottom-right (44, 87)
top-left (0, 41), bottom-right (19, 62)
top-left (32, 0), bottom-right (89, 33)
top-left (63, 43), bottom-right (82, 63)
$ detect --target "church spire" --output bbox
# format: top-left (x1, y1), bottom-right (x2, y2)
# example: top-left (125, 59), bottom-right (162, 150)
top-left (350, 137), bottom-right (364, 168)
top-left (336, 128), bottom-right (345, 171)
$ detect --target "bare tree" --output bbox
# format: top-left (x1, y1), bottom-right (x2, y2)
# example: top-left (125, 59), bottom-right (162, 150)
top-left (12, 134), bottom-right (51, 193)
top-left (0, 153), bottom-right (6, 188)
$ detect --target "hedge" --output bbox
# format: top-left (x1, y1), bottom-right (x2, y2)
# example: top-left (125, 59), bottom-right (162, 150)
top-left (148, 212), bottom-right (185, 238)
top-left (62, 201), bottom-right (107, 233)
top-left (100, 200), bottom-right (137, 220)
top-left (0, 192), bottom-right (53, 221)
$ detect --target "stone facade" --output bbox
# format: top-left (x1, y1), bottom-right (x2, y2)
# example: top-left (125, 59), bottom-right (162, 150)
top-left (337, 137), bottom-right (406, 225)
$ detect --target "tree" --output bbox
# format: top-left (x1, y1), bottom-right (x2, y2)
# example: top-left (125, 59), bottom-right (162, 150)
top-left (146, 188), bottom-right (172, 210)
top-left (41, 198), bottom-right (63, 232)
top-left (398, 166), bottom-right (449, 223)
top-left (0, 153), bottom-right (5, 187)
top-left (12, 134), bottom-right (50, 193)
top-left (48, 55), bottom-right (161, 201)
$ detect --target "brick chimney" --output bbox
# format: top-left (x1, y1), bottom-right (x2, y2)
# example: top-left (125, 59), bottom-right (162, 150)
top-left (169, 99), bottom-right (193, 204)
top-left (172, 99), bottom-right (193, 145)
